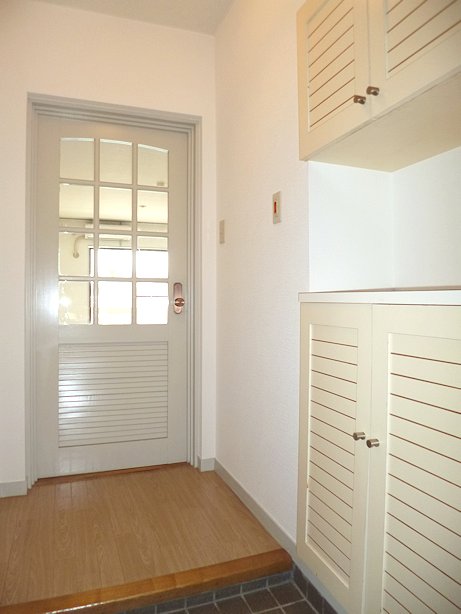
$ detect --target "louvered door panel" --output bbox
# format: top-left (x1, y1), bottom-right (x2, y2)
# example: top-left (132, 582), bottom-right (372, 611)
top-left (385, 0), bottom-right (461, 74)
top-left (382, 332), bottom-right (461, 614)
top-left (59, 342), bottom-right (168, 446)
top-left (298, 303), bottom-right (372, 613)
top-left (300, 302), bottom-right (461, 614)
top-left (297, 0), bottom-right (370, 160)
top-left (307, 0), bottom-right (356, 127)
top-left (306, 324), bottom-right (357, 584)
top-left (369, 0), bottom-right (461, 116)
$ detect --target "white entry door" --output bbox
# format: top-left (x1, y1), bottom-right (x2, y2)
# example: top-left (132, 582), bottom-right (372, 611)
top-left (35, 114), bottom-right (189, 477)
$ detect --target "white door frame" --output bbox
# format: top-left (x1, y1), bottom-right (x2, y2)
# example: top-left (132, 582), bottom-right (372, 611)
top-left (25, 93), bottom-right (202, 488)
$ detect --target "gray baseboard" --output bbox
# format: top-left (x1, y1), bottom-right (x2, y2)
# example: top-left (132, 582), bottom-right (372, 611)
top-left (0, 480), bottom-right (27, 498)
top-left (214, 459), bottom-right (296, 559)
top-left (198, 457), bottom-right (216, 472)
top-left (213, 459), bottom-right (346, 614)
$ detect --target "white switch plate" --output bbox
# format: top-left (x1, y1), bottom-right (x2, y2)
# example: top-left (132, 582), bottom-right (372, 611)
top-left (273, 191), bottom-right (281, 224)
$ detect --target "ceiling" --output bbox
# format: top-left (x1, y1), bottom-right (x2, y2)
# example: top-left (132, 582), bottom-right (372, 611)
top-left (33, 0), bottom-right (234, 34)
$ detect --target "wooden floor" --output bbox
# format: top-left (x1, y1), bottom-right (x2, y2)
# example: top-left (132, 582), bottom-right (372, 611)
top-left (0, 464), bottom-right (291, 613)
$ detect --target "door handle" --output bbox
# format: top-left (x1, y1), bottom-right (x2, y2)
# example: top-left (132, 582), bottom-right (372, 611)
top-left (173, 282), bottom-right (185, 314)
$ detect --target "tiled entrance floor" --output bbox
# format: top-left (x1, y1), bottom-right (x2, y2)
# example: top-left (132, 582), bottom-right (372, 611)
top-left (126, 568), bottom-right (336, 614)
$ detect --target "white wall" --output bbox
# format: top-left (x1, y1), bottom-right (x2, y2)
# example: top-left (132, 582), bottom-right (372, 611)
top-left (215, 0), bottom-right (308, 541)
top-left (392, 147), bottom-right (461, 288)
top-left (308, 162), bottom-right (393, 291)
top-left (0, 0), bottom-right (217, 487)
top-left (214, 0), bottom-right (460, 543)
top-left (307, 148), bottom-right (461, 291)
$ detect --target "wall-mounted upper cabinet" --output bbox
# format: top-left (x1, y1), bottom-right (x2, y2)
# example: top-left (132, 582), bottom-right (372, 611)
top-left (297, 0), bottom-right (461, 170)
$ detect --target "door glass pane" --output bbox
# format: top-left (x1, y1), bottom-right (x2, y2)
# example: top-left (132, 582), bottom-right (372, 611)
top-left (137, 190), bottom-right (168, 233)
top-left (136, 282), bottom-right (168, 324)
top-left (98, 237), bottom-right (132, 278)
top-left (60, 138), bottom-right (94, 180)
top-left (100, 139), bottom-right (132, 184)
top-left (59, 281), bottom-right (93, 325)
top-left (59, 184), bottom-right (94, 227)
top-left (59, 232), bottom-right (94, 276)
top-left (99, 187), bottom-right (132, 229)
top-left (58, 133), bottom-right (179, 328)
top-left (138, 144), bottom-right (168, 187)
top-left (137, 236), bottom-right (168, 278)
top-left (98, 281), bottom-right (132, 325)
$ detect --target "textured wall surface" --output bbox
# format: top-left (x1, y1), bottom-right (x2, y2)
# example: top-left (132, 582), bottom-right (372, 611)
top-left (215, 0), bottom-right (308, 540)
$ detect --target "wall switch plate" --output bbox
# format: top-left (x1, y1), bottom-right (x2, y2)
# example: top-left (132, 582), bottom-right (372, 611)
top-left (219, 219), bottom-right (225, 244)
top-left (273, 191), bottom-right (281, 224)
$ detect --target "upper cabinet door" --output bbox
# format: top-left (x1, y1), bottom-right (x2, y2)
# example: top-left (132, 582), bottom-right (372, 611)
top-left (297, 0), bottom-right (370, 160)
top-left (297, 0), bottom-right (461, 169)
top-left (369, 0), bottom-right (461, 116)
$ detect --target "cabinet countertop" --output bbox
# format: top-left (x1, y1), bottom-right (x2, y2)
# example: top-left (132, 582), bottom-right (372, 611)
top-left (299, 288), bottom-right (461, 305)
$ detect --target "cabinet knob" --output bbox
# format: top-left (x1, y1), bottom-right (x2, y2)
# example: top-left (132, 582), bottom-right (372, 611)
top-left (353, 95), bottom-right (366, 105)
top-left (366, 438), bottom-right (380, 448)
top-left (352, 431), bottom-right (366, 440)
top-left (366, 86), bottom-right (380, 96)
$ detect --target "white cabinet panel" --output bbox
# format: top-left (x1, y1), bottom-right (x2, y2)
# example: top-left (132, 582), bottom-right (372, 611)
top-left (372, 0), bottom-right (461, 110)
top-left (298, 301), bottom-right (461, 613)
top-left (298, 303), bottom-right (372, 614)
top-left (368, 305), bottom-right (461, 613)
top-left (297, 0), bottom-right (370, 159)
top-left (297, 0), bottom-right (461, 168)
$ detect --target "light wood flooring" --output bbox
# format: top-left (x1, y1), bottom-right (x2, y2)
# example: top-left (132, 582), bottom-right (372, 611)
top-left (0, 464), bottom-right (291, 613)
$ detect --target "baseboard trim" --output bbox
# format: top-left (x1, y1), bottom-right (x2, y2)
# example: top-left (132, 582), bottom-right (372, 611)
top-left (36, 463), bottom-right (187, 485)
top-left (214, 460), bottom-right (296, 559)
top-left (214, 460), bottom-right (346, 614)
top-left (198, 457), bottom-right (216, 472)
top-left (0, 480), bottom-right (27, 498)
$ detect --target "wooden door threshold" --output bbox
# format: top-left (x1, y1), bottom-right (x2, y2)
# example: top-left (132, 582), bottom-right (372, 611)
top-left (0, 549), bottom-right (292, 614)
top-left (36, 463), bottom-right (188, 485)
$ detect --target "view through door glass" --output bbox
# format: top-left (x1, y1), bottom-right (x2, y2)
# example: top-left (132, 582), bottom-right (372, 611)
top-left (35, 116), bottom-right (188, 477)
top-left (59, 137), bottom-right (170, 327)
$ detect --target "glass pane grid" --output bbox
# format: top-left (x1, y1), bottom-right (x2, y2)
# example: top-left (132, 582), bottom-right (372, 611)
top-left (60, 138), bottom-right (94, 181)
top-left (59, 136), bottom-right (169, 326)
top-left (100, 139), bottom-right (132, 184)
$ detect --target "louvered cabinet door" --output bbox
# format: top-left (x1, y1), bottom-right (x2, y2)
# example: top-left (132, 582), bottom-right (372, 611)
top-left (366, 305), bottom-right (461, 613)
top-left (369, 0), bottom-right (461, 115)
top-left (298, 303), bottom-right (372, 614)
top-left (297, 0), bottom-right (371, 160)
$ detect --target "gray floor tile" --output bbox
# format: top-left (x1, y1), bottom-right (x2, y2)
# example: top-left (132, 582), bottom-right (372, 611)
top-left (215, 584), bottom-right (241, 600)
top-left (188, 603), bottom-right (220, 613)
top-left (283, 601), bottom-right (317, 614)
top-left (125, 573), bottom-right (336, 614)
top-left (217, 595), bottom-right (251, 613)
top-left (157, 598), bottom-right (186, 613)
top-left (267, 571), bottom-right (292, 586)
top-left (292, 567), bottom-right (307, 597)
top-left (270, 583), bottom-right (303, 606)
top-left (242, 578), bottom-right (267, 593)
top-left (187, 592), bottom-right (215, 607)
top-left (307, 584), bottom-right (323, 613)
top-left (244, 588), bottom-right (278, 612)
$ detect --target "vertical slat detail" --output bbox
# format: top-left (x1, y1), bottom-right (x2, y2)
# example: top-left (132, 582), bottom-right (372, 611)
top-left (305, 324), bottom-right (358, 587)
top-left (58, 342), bottom-right (168, 446)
